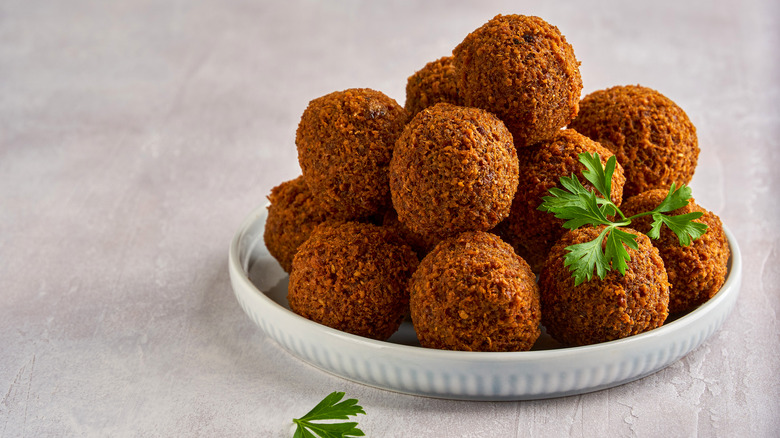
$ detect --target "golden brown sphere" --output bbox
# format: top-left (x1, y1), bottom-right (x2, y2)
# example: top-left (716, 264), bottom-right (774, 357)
top-left (453, 14), bottom-right (582, 148)
top-left (539, 226), bottom-right (670, 347)
top-left (410, 231), bottom-right (541, 352)
top-left (288, 222), bottom-right (418, 341)
top-left (493, 129), bottom-right (626, 273)
top-left (389, 103), bottom-right (518, 241)
top-left (296, 88), bottom-right (408, 220)
top-left (622, 189), bottom-right (730, 315)
top-left (569, 84), bottom-right (699, 198)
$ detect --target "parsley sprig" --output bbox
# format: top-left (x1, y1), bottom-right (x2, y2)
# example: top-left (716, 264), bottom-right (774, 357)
top-left (538, 152), bottom-right (708, 285)
top-left (292, 392), bottom-right (366, 438)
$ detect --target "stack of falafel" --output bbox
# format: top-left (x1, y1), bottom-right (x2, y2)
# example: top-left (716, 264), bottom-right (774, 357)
top-left (263, 14), bottom-right (730, 351)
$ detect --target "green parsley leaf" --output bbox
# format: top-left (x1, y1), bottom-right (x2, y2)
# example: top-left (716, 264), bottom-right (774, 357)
top-left (560, 172), bottom-right (594, 198)
top-left (604, 227), bottom-right (639, 275)
top-left (654, 183), bottom-right (693, 213)
top-left (563, 228), bottom-right (610, 285)
top-left (579, 152), bottom-right (617, 200)
top-left (540, 152), bottom-right (709, 284)
top-left (563, 227), bottom-right (639, 284)
top-left (635, 183), bottom-right (708, 245)
top-left (649, 212), bottom-right (707, 246)
top-left (539, 176), bottom-right (614, 229)
top-left (292, 392), bottom-right (366, 438)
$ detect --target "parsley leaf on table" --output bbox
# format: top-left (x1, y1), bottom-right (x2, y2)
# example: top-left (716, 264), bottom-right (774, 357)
top-left (539, 152), bottom-right (708, 284)
top-left (292, 392), bottom-right (366, 438)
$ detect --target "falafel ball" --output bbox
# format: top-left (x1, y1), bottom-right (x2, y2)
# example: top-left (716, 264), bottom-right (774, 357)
top-left (288, 221), bottom-right (418, 341)
top-left (380, 207), bottom-right (440, 258)
top-left (568, 84), bottom-right (699, 198)
top-left (263, 176), bottom-right (330, 273)
top-left (539, 226), bottom-right (670, 347)
top-left (452, 14), bottom-right (582, 148)
top-left (404, 56), bottom-right (462, 117)
top-left (389, 102), bottom-right (518, 241)
top-left (296, 88), bottom-right (408, 221)
top-left (493, 129), bottom-right (626, 273)
top-left (621, 189), bottom-right (730, 315)
top-left (409, 231), bottom-right (541, 352)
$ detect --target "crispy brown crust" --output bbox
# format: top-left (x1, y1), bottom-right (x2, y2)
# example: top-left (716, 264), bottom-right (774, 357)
top-left (380, 207), bottom-right (440, 258)
top-left (263, 176), bottom-right (330, 273)
top-left (389, 102), bottom-right (518, 241)
top-left (287, 222), bottom-right (418, 341)
top-left (404, 56), bottom-right (462, 117)
top-left (409, 231), bottom-right (541, 351)
top-left (296, 88), bottom-right (408, 221)
top-left (493, 129), bottom-right (626, 273)
top-left (568, 84), bottom-right (699, 198)
top-left (453, 14), bottom-right (582, 148)
top-left (539, 226), bottom-right (670, 347)
top-left (621, 189), bottom-right (730, 315)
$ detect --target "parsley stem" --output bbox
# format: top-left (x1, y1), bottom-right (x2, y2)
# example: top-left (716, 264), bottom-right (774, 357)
top-left (601, 198), bottom-right (630, 223)
top-left (627, 210), bottom-right (657, 220)
top-left (540, 152), bottom-right (704, 284)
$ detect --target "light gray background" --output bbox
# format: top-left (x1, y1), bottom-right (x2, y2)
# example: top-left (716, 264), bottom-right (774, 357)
top-left (2, 0), bottom-right (778, 436)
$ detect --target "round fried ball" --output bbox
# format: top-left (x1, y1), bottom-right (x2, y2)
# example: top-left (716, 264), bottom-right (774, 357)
top-left (493, 129), bottom-right (626, 273)
top-left (288, 221), bottom-right (418, 341)
top-left (296, 88), bottom-right (408, 220)
top-left (404, 56), bottom-right (462, 117)
top-left (263, 176), bottom-right (330, 273)
top-left (389, 102), bottom-right (518, 241)
top-left (409, 231), bottom-right (541, 352)
top-left (621, 189), bottom-right (730, 315)
top-left (380, 207), bottom-right (440, 258)
top-left (539, 226), bottom-right (670, 347)
top-left (452, 14), bottom-right (582, 148)
top-left (568, 84), bottom-right (699, 198)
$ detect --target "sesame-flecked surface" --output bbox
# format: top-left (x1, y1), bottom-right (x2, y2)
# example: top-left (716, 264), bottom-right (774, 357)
top-left (390, 102), bottom-right (518, 241)
top-left (288, 222), bottom-right (418, 340)
top-left (539, 226), bottom-right (670, 347)
top-left (569, 84), bottom-right (700, 198)
top-left (453, 14), bottom-right (582, 148)
top-left (296, 88), bottom-right (408, 220)
top-left (622, 189), bottom-right (730, 315)
top-left (494, 129), bottom-right (626, 273)
top-left (409, 232), bottom-right (541, 352)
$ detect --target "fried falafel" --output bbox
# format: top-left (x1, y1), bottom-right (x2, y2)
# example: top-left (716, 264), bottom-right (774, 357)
top-left (409, 231), bottom-right (541, 352)
top-left (404, 56), bottom-right (462, 117)
top-left (263, 176), bottom-right (330, 273)
top-left (568, 84), bottom-right (699, 198)
top-left (494, 129), bottom-right (626, 273)
top-left (453, 14), bottom-right (582, 148)
top-left (389, 102), bottom-right (518, 241)
top-left (288, 221), bottom-right (418, 341)
top-left (622, 189), bottom-right (730, 315)
top-left (380, 207), bottom-right (440, 258)
top-left (296, 88), bottom-right (408, 221)
top-left (539, 226), bottom-right (670, 347)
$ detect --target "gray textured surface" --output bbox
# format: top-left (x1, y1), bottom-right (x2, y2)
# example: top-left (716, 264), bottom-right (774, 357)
top-left (1, 0), bottom-right (778, 436)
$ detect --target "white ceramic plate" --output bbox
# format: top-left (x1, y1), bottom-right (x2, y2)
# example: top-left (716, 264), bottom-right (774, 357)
top-left (228, 205), bottom-right (742, 400)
